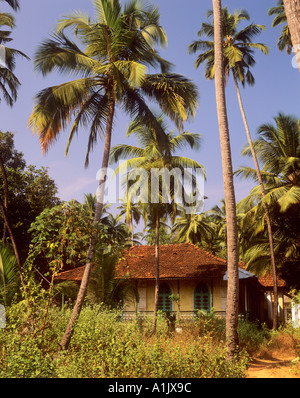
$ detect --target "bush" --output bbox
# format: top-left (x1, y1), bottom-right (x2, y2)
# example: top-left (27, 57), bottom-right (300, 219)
top-left (0, 303), bottom-right (250, 378)
top-left (238, 320), bottom-right (271, 355)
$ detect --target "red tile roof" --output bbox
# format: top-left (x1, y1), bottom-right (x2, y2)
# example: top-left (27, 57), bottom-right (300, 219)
top-left (54, 265), bottom-right (89, 282)
top-left (54, 243), bottom-right (287, 289)
top-left (238, 262), bottom-right (286, 289)
top-left (115, 243), bottom-right (228, 280)
top-left (55, 243), bottom-right (229, 282)
top-left (257, 273), bottom-right (287, 288)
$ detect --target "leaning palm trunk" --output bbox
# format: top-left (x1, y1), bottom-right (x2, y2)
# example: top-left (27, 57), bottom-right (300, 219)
top-left (59, 95), bottom-right (115, 351)
top-left (151, 215), bottom-right (160, 335)
top-left (212, 0), bottom-right (239, 360)
top-left (283, 0), bottom-right (300, 70)
top-left (233, 73), bottom-right (279, 330)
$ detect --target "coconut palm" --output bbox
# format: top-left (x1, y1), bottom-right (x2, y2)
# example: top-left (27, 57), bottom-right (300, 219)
top-left (171, 207), bottom-right (212, 245)
top-left (117, 199), bottom-right (142, 245)
top-left (29, 0), bottom-right (198, 350)
top-left (110, 113), bottom-right (204, 333)
top-left (282, 0), bottom-right (300, 70)
top-left (0, 5), bottom-right (29, 106)
top-left (268, 0), bottom-right (293, 54)
top-left (188, 6), bottom-right (280, 329)
top-left (237, 113), bottom-right (300, 301)
top-left (210, 0), bottom-right (239, 359)
top-left (237, 113), bottom-right (300, 213)
top-left (0, 0), bottom-right (19, 10)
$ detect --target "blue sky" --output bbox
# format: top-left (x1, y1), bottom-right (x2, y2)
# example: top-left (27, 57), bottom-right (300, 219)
top-left (1, 0), bottom-right (299, 212)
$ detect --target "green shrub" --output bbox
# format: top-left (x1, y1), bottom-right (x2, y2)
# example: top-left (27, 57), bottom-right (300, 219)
top-left (0, 303), bottom-right (249, 378)
top-left (238, 320), bottom-right (271, 354)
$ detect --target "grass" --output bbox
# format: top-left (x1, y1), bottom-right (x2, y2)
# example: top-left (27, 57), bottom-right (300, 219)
top-left (0, 301), bottom-right (299, 378)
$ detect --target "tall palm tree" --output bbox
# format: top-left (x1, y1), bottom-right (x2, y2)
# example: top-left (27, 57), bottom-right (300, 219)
top-left (283, 0), bottom-right (300, 70)
top-left (268, 0), bottom-right (293, 54)
top-left (0, 2), bottom-right (29, 106)
top-left (110, 114), bottom-right (204, 333)
top-left (211, 0), bottom-right (239, 360)
top-left (188, 7), bottom-right (280, 330)
top-left (237, 113), bottom-right (300, 306)
top-left (29, 0), bottom-right (198, 350)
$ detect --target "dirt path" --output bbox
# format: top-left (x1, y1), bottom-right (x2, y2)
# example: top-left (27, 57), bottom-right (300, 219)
top-left (246, 355), bottom-right (300, 378)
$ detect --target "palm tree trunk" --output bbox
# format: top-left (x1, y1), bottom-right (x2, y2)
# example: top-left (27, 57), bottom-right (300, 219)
top-left (0, 155), bottom-right (9, 244)
top-left (212, 0), bottom-right (239, 360)
top-left (59, 93), bottom-right (115, 351)
top-left (151, 215), bottom-right (160, 335)
top-left (283, 0), bottom-right (300, 70)
top-left (233, 74), bottom-right (279, 330)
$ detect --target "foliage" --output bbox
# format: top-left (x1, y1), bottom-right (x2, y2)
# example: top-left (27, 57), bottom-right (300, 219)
top-left (0, 132), bottom-right (60, 260)
top-left (188, 6), bottom-right (269, 86)
top-left (268, 0), bottom-right (293, 54)
top-left (0, 242), bottom-right (19, 305)
top-left (236, 113), bottom-right (300, 283)
top-left (0, 0), bottom-right (29, 106)
top-left (290, 289), bottom-right (300, 305)
top-left (26, 200), bottom-right (108, 282)
top-left (143, 222), bottom-right (176, 245)
top-left (0, 303), bottom-right (250, 378)
top-left (28, 0), bottom-right (198, 167)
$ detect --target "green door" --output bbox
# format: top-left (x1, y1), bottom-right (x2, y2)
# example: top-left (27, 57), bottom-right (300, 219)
top-left (194, 282), bottom-right (210, 312)
top-left (158, 282), bottom-right (172, 312)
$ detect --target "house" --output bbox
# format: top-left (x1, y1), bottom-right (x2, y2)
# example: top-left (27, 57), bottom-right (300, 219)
top-left (256, 272), bottom-right (289, 324)
top-left (114, 243), bottom-right (264, 321)
top-left (55, 242), bottom-right (288, 324)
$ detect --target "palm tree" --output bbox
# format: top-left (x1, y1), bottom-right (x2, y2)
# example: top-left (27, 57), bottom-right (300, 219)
top-left (171, 207), bottom-right (212, 245)
top-left (283, 0), bottom-right (300, 70)
top-left (117, 199), bottom-right (142, 245)
top-left (268, 0), bottom-right (293, 54)
top-left (237, 113), bottom-right (300, 309)
top-left (211, 0), bottom-right (239, 360)
top-left (110, 113), bottom-right (204, 333)
top-left (0, 0), bottom-right (19, 10)
top-left (237, 113), bottom-right (300, 213)
top-left (0, 2), bottom-right (29, 106)
top-left (188, 6), bottom-right (280, 330)
top-left (29, 0), bottom-right (198, 350)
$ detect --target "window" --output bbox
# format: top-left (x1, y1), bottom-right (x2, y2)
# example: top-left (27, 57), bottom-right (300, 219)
top-left (194, 282), bottom-right (210, 312)
top-left (158, 282), bottom-right (172, 312)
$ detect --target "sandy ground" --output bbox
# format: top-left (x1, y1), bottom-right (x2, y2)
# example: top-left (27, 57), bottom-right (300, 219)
top-left (246, 354), bottom-right (300, 378)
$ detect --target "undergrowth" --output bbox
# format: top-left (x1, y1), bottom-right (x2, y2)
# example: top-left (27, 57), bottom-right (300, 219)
top-left (1, 301), bottom-right (299, 378)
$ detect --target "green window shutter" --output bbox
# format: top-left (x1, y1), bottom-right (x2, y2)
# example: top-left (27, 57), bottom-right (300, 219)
top-left (194, 282), bottom-right (210, 312)
top-left (158, 282), bottom-right (172, 312)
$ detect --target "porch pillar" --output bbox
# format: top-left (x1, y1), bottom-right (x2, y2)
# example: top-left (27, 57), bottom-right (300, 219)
top-left (266, 291), bottom-right (273, 322)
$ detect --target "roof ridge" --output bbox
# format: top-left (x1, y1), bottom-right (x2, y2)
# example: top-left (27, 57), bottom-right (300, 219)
top-left (124, 242), bottom-right (227, 263)
top-left (183, 242), bottom-right (227, 264)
